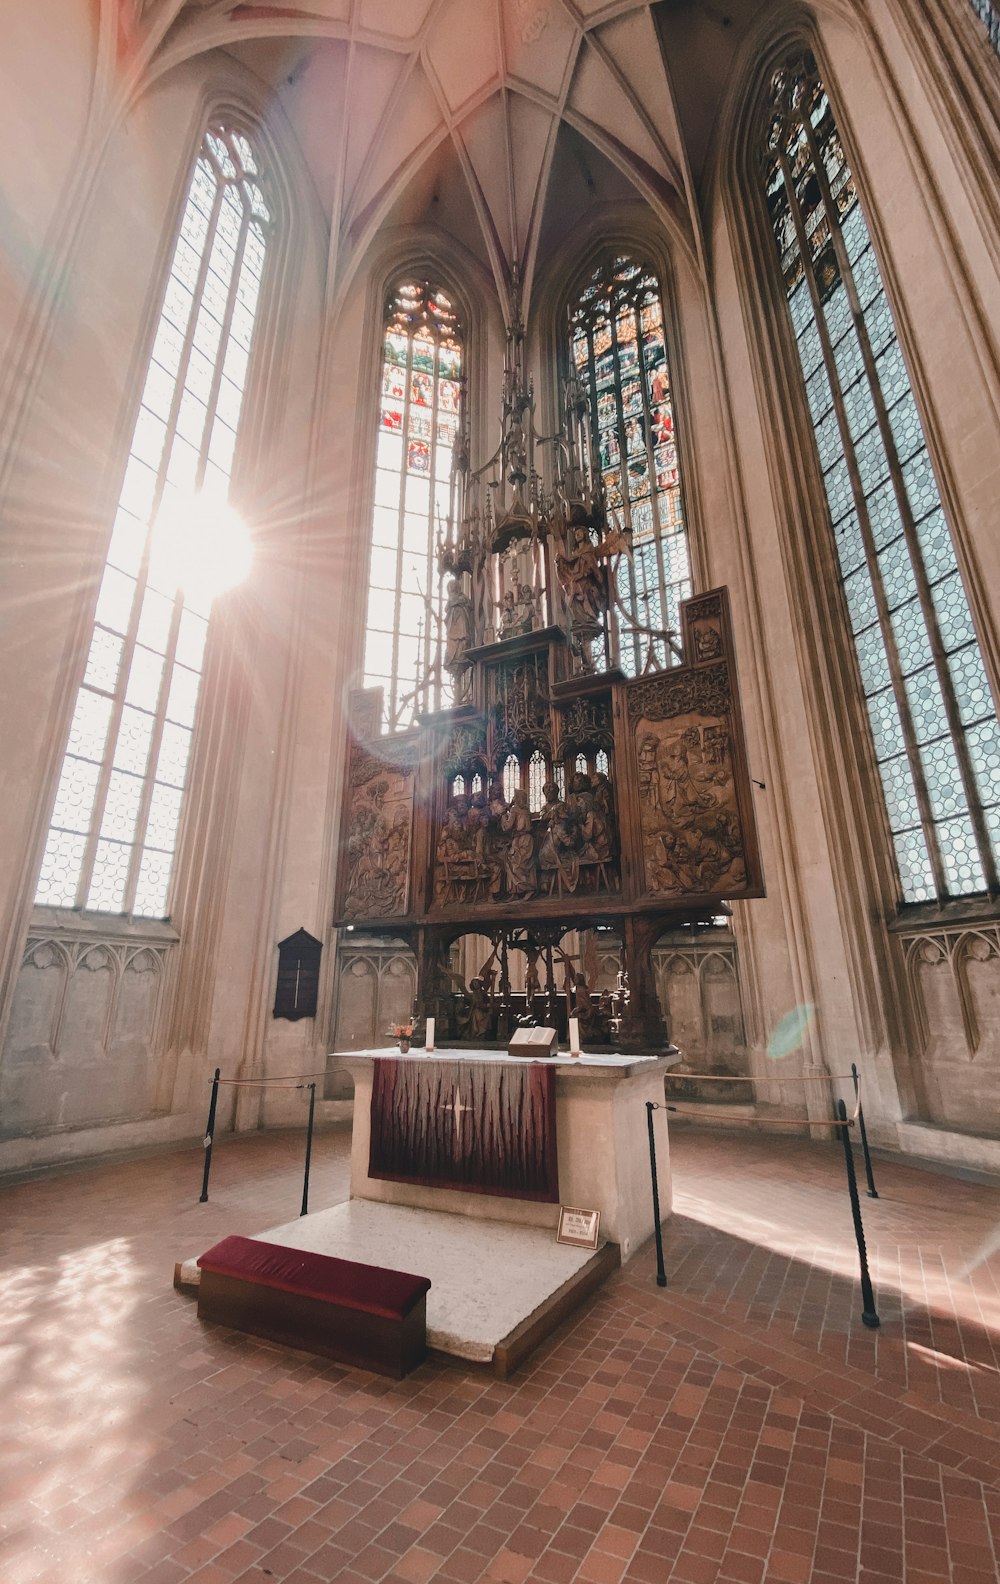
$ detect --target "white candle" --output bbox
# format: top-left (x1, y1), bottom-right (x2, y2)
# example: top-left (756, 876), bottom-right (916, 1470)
top-left (425, 1016), bottom-right (435, 1052)
top-left (568, 1017), bottom-right (580, 1056)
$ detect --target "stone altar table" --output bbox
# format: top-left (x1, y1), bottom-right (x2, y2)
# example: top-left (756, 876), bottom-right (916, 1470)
top-left (331, 1047), bottom-right (672, 1263)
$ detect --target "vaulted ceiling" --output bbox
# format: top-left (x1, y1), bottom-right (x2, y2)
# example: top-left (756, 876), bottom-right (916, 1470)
top-left (105, 2), bottom-right (763, 314)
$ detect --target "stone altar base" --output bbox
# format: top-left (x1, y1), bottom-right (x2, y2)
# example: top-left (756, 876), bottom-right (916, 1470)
top-left (179, 1199), bottom-right (619, 1377)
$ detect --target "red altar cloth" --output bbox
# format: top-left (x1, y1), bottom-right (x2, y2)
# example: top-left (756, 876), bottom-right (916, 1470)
top-left (369, 1057), bottom-right (559, 1203)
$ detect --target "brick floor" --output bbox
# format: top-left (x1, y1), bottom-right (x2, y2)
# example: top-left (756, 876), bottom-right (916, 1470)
top-left (2, 1123), bottom-right (1000, 1583)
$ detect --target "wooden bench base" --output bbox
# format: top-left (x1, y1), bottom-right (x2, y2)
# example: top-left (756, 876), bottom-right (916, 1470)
top-left (197, 1268), bottom-right (428, 1378)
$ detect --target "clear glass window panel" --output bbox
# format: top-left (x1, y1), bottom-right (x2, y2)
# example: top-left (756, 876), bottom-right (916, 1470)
top-left (364, 632), bottom-right (393, 676)
top-left (86, 840), bottom-right (132, 913)
top-left (113, 706), bottom-right (155, 777)
top-left (100, 768), bottom-right (144, 844)
top-left (402, 512), bottom-right (429, 556)
top-left (889, 599), bottom-right (934, 676)
top-left (865, 688), bottom-right (906, 761)
top-left (175, 609), bottom-right (208, 673)
top-left (67, 689), bottom-right (113, 762)
top-left (892, 826), bottom-right (935, 901)
top-left (376, 432), bottom-right (404, 478)
top-left (229, 304), bottom-right (254, 352)
top-left (877, 536), bottom-right (918, 612)
top-left (888, 393), bottom-right (923, 466)
top-left (855, 624), bottom-right (892, 697)
top-left (864, 478), bottom-right (902, 552)
top-left (863, 293), bottom-right (894, 357)
top-left (832, 328), bottom-right (864, 389)
top-left (151, 318), bottom-right (184, 379)
top-left (171, 236), bottom-right (202, 291)
top-left (966, 718), bottom-right (1000, 805)
top-left (903, 664), bottom-right (949, 744)
top-left (822, 282), bottom-right (852, 343)
top-left (224, 338), bottom-right (249, 392)
top-left (236, 261), bottom-right (259, 314)
top-left (936, 814), bottom-right (985, 894)
top-left (842, 566), bottom-right (878, 633)
top-left (95, 565), bottom-right (137, 636)
top-left (366, 587), bottom-right (397, 632)
top-left (174, 389), bottom-right (208, 449)
top-left (208, 420), bottom-right (236, 474)
top-left (930, 573), bottom-right (977, 650)
top-left (398, 591), bottom-right (426, 637)
top-left (84, 627), bottom-right (124, 694)
top-left (183, 346), bottom-right (215, 405)
top-left (215, 376), bottom-right (244, 430)
top-left (133, 850), bottom-right (172, 920)
top-left (405, 474), bottom-right (430, 515)
top-left (125, 645), bottom-right (166, 712)
top-left (106, 508), bottom-right (146, 578)
top-left (162, 276), bottom-right (194, 333)
top-left (118, 454), bottom-right (157, 523)
top-left (35, 830), bottom-right (87, 907)
top-left (192, 309), bottom-right (223, 363)
top-left (920, 736), bottom-right (967, 822)
top-left (140, 360), bottom-right (176, 424)
top-left (202, 267), bottom-right (230, 322)
top-left (181, 196), bottom-right (210, 254)
top-left (854, 425), bottom-right (890, 495)
top-left (145, 782), bottom-right (184, 851)
top-left (371, 505), bottom-right (399, 549)
top-left (165, 664), bottom-right (201, 729)
top-left (915, 509), bottom-right (955, 583)
top-left (841, 378), bottom-right (877, 445)
top-left (949, 645), bottom-right (995, 728)
top-left (878, 754), bottom-right (922, 829)
top-left (166, 433), bottom-right (200, 492)
top-left (136, 587), bottom-right (176, 654)
top-left (155, 722), bottom-right (192, 790)
top-left (50, 756), bottom-right (101, 835)
top-left (832, 513), bottom-right (865, 579)
top-left (368, 544), bottom-right (399, 591)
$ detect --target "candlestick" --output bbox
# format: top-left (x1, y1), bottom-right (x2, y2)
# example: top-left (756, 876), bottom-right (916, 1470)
top-left (425, 1017), bottom-right (435, 1053)
top-left (568, 1017), bottom-right (580, 1056)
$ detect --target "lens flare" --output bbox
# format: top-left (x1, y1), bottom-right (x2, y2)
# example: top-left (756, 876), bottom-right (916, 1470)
top-left (148, 490), bottom-right (252, 613)
top-left (767, 1002), bottom-right (815, 1059)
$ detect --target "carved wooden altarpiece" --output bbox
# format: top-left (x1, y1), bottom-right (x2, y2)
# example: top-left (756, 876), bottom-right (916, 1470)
top-left (335, 587), bottom-right (762, 1051)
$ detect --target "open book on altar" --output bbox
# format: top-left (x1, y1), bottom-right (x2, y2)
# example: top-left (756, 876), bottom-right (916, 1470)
top-left (507, 1026), bottom-right (558, 1058)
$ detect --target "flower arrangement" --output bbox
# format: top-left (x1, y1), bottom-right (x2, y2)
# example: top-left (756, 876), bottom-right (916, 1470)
top-left (388, 1019), bottom-right (415, 1053)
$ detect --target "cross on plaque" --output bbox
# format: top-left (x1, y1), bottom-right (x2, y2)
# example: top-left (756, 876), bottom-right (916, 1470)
top-left (438, 1086), bottom-right (473, 1144)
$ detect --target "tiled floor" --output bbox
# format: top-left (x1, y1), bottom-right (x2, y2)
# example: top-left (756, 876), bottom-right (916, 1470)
top-left (3, 1122), bottom-right (1000, 1584)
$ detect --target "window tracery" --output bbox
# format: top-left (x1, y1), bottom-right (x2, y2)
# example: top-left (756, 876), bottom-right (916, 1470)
top-left (35, 125), bottom-right (272, 919)
top-left (763, 52), bottom-right (1000, 903)
top-left (364, 279), bottom-right (464, 732)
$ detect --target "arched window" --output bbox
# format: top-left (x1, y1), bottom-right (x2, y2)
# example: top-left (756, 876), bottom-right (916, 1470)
top-left (569, 255), bottom-right (691, 675)
top-left (365, 279), bottom-right (463, 732)
top-left (34, 125), bottom-right (272, 919)
top-left (596, 749), bottom-right (610, 778)
top-left (763, 53), bottom-right (1000, 902)
top-left (528, 751), bottom-right (547, 813)
top-left (502, 756), bottom-right (519, 803)
top-left (970, 1), bottom-right (1000, 52)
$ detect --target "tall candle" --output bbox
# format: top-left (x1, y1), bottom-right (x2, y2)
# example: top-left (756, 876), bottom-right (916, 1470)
top-left (568, 1017), bottom-right (580, 1056)
top-left (425, 1017), bottom-right (435, 1053)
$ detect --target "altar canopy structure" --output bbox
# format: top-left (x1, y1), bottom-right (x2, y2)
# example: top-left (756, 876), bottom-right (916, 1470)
top-left (335, 303), bottom-right (763, 1050)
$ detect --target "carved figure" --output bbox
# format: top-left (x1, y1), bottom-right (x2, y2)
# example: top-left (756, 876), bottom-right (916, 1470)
top-left (538, 780), bottom-right (580, 895)
top-left (501, 788), bottom-right (538, 898)
top-left (556, 523), bottom-right (605, 629)
top-left (444, 579), bottom-right (474, 670)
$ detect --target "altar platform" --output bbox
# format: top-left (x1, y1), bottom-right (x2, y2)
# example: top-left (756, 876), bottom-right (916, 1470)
top-left (333, 1045), bottom-right (673, 1263)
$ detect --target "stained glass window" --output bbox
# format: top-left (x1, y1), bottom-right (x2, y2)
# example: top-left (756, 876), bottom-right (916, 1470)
top-left (970, 0), bottom-right (1000, 52)
top-left (570, 256), bottom-right (691, 675)
top-left (365, 280), bottom-right (463, 731)
top-left (35, 126), bottom-right (271, 919)
top-left (764, 54), bottom-right (1000, 902)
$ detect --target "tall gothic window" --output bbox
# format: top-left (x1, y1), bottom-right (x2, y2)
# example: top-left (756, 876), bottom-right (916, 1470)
top-left (970, 0), bottom-right (1000, 53)
top-left (34, 125), bottom-right (272, 919)
top-left (569, 256), bottom-right (691, 675)
top-left (764, 54), bottom-right (1000, 903)
top-left (365, 280), bottom-right (463, 732)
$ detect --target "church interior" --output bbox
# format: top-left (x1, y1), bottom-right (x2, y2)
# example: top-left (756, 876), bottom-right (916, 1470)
top-left (3, 2), bottom-right (1000, 1581)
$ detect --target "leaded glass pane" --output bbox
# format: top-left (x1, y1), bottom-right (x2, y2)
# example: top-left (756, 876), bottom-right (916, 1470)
top-left (34, 124), bottom-right (270, 916)
top-left (763, 51), bottom-right (999, 901)
top-left (364, 280), bottom-right (463, 731)
top-left (569, 255), bottom-right (691, 677)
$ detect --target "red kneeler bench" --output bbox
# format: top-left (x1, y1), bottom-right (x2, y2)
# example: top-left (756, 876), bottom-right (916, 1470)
top-left (196, 1235), bottom-right (432, 1379)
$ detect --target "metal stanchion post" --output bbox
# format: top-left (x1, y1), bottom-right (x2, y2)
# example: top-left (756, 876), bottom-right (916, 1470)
top-left (836, 1098), bottom-right (879, 1328)
top-left (645, 1101), bottom-right (667, 1287)
top-left (851, 1063), bottom-right (879, 1198)
top-left (300, 1082), bottom-right (316, 1216)
top-left (199, 1068), bottom-right (221, 1203)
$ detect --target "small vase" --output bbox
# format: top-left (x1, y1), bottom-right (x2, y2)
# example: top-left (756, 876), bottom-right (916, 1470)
top-left (399, 1037), bottom-right (411, 1054)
